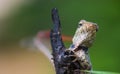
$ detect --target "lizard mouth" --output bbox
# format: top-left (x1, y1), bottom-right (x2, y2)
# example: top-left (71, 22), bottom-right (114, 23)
top-left (95, 24), bottom-right (99, 32)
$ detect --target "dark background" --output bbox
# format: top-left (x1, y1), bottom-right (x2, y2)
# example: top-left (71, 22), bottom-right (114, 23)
top-left (0, 0), bottom-right (120, 73)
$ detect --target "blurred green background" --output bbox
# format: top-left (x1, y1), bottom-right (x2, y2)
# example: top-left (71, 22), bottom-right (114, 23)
top-left (0, 0), bottom-right (120, 74)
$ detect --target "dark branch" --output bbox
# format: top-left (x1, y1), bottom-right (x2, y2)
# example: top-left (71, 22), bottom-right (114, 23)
top-left (50, 8), bottom-right (66, 74)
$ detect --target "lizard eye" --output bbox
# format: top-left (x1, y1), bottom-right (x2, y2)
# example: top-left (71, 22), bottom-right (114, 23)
top-left (78, 24), bottom-right (82, 28)
top-left (79, 24), bottom-right (82, 26)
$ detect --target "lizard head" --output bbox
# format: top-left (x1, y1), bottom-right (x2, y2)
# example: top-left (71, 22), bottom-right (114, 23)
top-left (72, 20), bottom-right (98, 49)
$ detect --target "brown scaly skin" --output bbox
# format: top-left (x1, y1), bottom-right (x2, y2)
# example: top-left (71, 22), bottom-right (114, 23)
top-left (50, 8), bottom-right (98, 74)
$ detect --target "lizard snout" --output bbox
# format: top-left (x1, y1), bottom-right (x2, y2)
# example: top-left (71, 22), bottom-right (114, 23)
top-left (94, 24), bottom-right (99, 32)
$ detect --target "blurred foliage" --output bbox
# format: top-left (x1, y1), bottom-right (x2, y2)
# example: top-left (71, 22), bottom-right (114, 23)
top-left (0, 0), bottom-right (120, 73)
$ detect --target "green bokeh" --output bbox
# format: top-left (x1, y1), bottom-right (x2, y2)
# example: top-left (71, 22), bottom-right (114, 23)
top-left (1, 0), bottom-right (120, 73)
